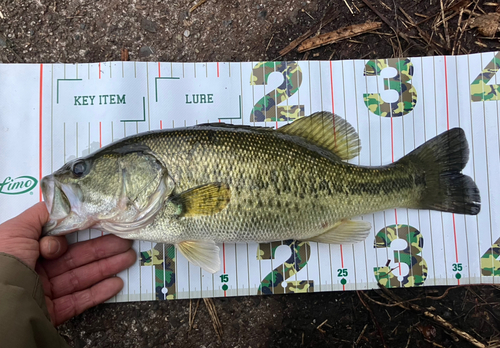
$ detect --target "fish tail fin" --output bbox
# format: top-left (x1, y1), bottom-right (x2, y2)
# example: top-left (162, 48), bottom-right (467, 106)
top-left (398, 128), bottom-right (480, 215)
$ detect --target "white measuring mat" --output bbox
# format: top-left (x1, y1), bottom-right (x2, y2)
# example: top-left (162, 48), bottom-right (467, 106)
top-left (0, 52), bottom-right (499, 302)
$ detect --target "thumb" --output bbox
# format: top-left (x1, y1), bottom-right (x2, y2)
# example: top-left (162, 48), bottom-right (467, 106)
top-left (40, 236), bottom-right (68, 260)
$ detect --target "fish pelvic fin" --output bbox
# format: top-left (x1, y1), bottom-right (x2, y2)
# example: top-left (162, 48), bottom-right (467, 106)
top-left (277, 112), bottom-right (361, 160)
top-left (177, 240), bottom-right (220, 273)
top-left (398, 127), bottom-right (481, 215)
top-left (173, 183), bottom-right (231, 217)
top-left (306, 219), bottom-right (372, 244)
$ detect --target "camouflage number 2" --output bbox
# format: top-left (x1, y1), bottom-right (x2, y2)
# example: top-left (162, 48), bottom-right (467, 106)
top-left (470, 51), bottom-right (500, 102)
top-left (363, 58), bottom-right (417, 117)
top-left (250, 62), bottom-right (305, 122)
top-left (140, 243), bottom-right (176, 300)
top-left (373, 225), bottom-right (428, 287)
top-left (256, 240), bottom-right (314, 295)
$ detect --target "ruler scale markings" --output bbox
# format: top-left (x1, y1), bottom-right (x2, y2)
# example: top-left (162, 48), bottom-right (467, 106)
top-left (455, 55), bottom-right (472, 282)
top-left (444, 57), bottom-right (459, 285)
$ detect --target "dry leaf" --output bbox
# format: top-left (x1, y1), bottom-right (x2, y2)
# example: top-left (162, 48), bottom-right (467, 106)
top-left (470, 13), bottom-right (500, 37)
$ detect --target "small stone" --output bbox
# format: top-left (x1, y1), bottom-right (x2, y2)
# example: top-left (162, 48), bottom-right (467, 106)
top-left (0, 35), bottom-right (6, 48)
top-left (176, 34), bottom-right (182, 41)
top-left (141, 18), bottom-right (157, 33)
top-left (139, 46), bottom-right (153, 57)
top-left (183, 30), bottom-right (190, 38)
top-left (223, 20), bottom-right (232, 27)
top-left (258, 10), bottom-right (267, 19)
top-left (80, 23), bottom-right (86, 30)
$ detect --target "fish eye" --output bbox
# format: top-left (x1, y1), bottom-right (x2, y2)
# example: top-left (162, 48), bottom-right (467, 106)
top-left (72, 161), bottom-right (86, 177)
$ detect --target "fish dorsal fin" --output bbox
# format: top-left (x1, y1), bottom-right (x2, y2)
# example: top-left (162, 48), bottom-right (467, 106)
top-left (277, 112), bottom-right (361, 160)
top-left (306, 219), bottom-right (372, 244)
top-left (177, 240), bottom-right (221, 273)
top-left (173, 183), bottom-right (231, 217)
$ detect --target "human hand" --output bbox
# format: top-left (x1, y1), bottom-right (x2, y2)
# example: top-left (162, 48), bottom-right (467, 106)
top-left (0, 202), bottom-right (136, 326)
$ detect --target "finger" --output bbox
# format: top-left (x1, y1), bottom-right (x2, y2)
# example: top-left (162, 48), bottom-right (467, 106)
top-left (42, 234), bottom-right (133, 278)
top-left (40, 236), bottom-right (68, 260)
top-left (0, 202), bottom-right (49, 239)
top-left (52, 277), bottom-right (124, 326)
top-left (50, 248), bottom-right (136, 298)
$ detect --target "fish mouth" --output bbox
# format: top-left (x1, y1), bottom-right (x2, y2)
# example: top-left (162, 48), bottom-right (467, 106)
top-left (41, 175), bottom-right (89, 236)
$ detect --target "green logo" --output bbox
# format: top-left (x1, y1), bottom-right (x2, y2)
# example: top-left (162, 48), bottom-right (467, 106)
top-left (0, 176), bottom-right (38, 195)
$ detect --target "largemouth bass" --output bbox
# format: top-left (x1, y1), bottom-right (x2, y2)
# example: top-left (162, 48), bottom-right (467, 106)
top-left (41, 112), bottom-right (480, 273)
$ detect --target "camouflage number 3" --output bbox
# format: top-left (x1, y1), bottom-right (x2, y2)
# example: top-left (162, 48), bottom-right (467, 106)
top-left (373, 225), bottom-right (428, 288)
top-left (250, 62), bottom-right (305, 122)
top-left (470, 51), bottom-right (500, 102)
top-left (480, 236), bottom-right (500, 276)
top-left (363, 58), bottom-right (417, 117)
top-left (140, 243), bottom-right (176, 300)
top-left (256, 240), bottom-right (314, 295)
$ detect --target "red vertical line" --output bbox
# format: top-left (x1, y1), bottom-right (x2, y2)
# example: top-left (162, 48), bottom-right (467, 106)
top-left (340, 245), bottom-right (345, 291)
top-left (222, 243), bottom-right (227, 297)
top-left (276, 121), bottom-right (278, 129)
top-left (99, 62), bottom-right (101, 79)
top-left (160, 120), bottom-right (163, 129)
top-left (39, 64), bottom-right (44, 202)
top-left (444, 57), bottom-right (460, 282)
top-left (158, 62), bottom-right (161, 77)
top-left (217, 62), bottom-right (220, 77)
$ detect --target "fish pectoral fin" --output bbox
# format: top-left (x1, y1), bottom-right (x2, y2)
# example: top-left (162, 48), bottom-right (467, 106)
top-left (174, 183), bottom-right (231, 217)
top-left (177, 240), bottom-right (221, 273)
top-left (277, 112), bottom-right (361, 161)
top-left (306, 219), bottom-right (372, 244)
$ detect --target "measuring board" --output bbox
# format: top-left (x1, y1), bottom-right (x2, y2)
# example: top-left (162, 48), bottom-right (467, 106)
top-left (0, 52), bottom-right (499, 302)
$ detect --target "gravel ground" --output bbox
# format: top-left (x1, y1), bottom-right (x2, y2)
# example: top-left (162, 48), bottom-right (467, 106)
top-left (1, 0), bottom-right (500, 347)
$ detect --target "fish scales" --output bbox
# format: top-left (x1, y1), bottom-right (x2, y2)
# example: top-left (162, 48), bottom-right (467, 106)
top-left (124, 126), bottom-right (420, 243)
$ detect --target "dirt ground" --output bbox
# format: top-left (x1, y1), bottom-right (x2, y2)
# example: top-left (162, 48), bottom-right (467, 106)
top-left (1, 0), bottom-right (500, 347)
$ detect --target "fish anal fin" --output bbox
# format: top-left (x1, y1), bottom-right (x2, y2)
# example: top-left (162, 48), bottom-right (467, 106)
top-left (307, 219), bottom-right (371, 244)
top-left (175, 183), bottom-right (231, 217)
top-left (177, 240), bottom-right (220, 273)
top-left (277, 112), bottom-right (361, 160)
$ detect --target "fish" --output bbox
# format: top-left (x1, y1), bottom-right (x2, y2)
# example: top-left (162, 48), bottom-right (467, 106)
top-left (41, 112), bottom-right (481, 273)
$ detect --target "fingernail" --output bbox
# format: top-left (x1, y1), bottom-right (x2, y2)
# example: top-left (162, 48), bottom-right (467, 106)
top-left (48, 239), bottom-right (60, 255)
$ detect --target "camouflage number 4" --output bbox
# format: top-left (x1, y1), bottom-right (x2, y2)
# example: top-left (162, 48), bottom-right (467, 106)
top-left (481, 236), bottom-right (500, 276)
top-left (470, 51), bottom-right (500, 102)
top-left (373, 225), bottom-right (428, 288)
top-left (250, 62), bottom-right (305, 122)
top-left (257, 240), bottom-right (314, 295)
top-left (140, 243), bottom-right (176, 300)
top-left (363, 58), bottom-right (417, 117)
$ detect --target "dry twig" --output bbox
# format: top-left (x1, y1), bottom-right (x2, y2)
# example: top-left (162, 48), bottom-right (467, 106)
top-left (204, 298), bottom-right (223, 341)
top-left (278, 6), bottom-right (337, 56)
top-left (189, 0), bottom-right (207, 13)
top-left (188, 299), bottom-right (201, 332)
top-left (375, 285), bottom-right (487, 348)
top-left (297, 22), bottom-right (382, 52)
top-left (120, 48), bottom-right (129, 61)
